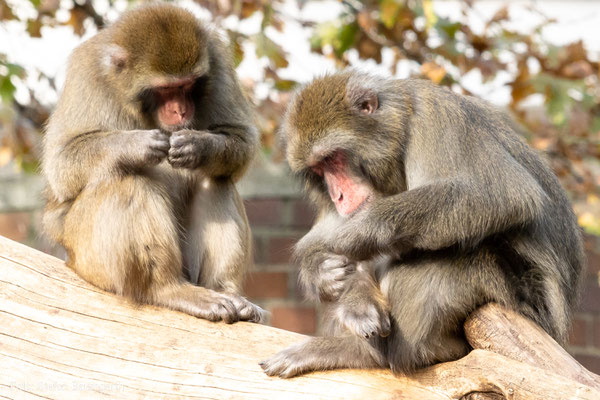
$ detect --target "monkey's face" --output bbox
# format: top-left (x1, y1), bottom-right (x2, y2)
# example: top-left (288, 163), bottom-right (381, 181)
top-left (282, 73), bottom-right (391, 217)
top-left (136, 75), bottom-right (207, 132)
top-left (103, 3), bottom-right (210, 131)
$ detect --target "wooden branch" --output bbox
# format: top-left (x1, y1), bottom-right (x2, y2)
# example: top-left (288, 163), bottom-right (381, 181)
top-left (1, 235), bottom-right (598, 399)
top-left (465, 303), bottom-right (600, 392)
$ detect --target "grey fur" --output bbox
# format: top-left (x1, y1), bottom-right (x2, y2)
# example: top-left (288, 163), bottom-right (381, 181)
top-left (261, 70), bottom-right (584, 377)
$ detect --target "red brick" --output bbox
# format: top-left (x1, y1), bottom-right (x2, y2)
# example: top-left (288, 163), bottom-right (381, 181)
top-left (568, 316), bottom-right (588, 347)
top-left (584, 234), bottom-right (600, 252)
top-left (244, 271), bottom-right (288, 299)
top-left (586, 248), bottom-right (600, 276)
top-left (580, 280), bottom-right (600, 313)
top-left (291, 200), bottom-right (316, 228)
top-left (252, 236), bottom-right (266, 264)
top-left (244, 199), bottom-right (283, 227)
top-left (594, 318), bottom-right (600, 349)
top-left (0, 212), bottom-right (31, 242)
top-left (573, 353), bottom-right (600, 375)
top-left (271, 306), bottom-right (316, 334)
top-left (267, 236), bottom-right (299, 264)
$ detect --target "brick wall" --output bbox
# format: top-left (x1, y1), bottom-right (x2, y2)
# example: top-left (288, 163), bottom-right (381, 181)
top-left (1, 195), bottom-right (599, 374)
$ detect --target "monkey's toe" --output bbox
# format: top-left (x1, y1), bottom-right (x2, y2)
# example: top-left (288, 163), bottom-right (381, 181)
top-left (260, 344), bottom-right (309, 378)
top-left (340, 302), bottom-right (391, 339)
top-left (259, 357), bottom-right (301, 378)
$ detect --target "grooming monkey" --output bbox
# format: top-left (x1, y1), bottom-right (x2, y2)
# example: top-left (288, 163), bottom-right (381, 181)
top-left (260, 71), bottom-right (584, 377)
top-left (42, 3), bottom-right (264, 323)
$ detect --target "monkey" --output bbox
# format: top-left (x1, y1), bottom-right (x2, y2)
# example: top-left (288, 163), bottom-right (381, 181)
top-left (260, 70), bottom-right (584, 377)
top-left (41, 3), bottom-right (265, 324)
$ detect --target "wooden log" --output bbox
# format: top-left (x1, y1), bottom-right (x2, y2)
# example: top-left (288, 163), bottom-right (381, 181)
top-left (465, 303), bottom-right (600, 392)
top-left (1, 235), bottom-right (598, 399)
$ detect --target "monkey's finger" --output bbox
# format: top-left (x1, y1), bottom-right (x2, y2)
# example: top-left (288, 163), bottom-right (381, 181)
top-left (218, 298), bottom-right (239, 324)
top-left (168, 143), bottom-right (195, 157)
top-left (243, 304), bottom-right (268, 323)
top-left (378, 310), bottom-right (392, 337)
top-left (149, 138), bottom-right (170, 150)
top-left (169, 133), bottom-right (195, 148)
top-left (167, 155), bottom-right (193, 169)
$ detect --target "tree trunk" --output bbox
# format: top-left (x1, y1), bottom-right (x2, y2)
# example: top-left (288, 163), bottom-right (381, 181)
top-left (0, 235), bottom-right (598, 399)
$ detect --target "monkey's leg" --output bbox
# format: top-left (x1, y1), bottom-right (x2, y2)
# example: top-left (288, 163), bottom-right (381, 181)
top-left (332, 262), bottom-right (391, 339)
top-left (382, 252), bottom-right (511, 373)
top-left (62, 177), bottom-right (241, 322)
top-left (260, 335), bottom-right (386, 378)
top-left (183, 177), bottom-right (264, 322)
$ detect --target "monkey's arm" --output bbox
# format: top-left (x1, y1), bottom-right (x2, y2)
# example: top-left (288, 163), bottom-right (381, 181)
top-left (330, 173), bottom-right (547, 260)
top-left (293, 212), bottom-right (357, 302)
top-left (44, 129), bottom-right (169, 202)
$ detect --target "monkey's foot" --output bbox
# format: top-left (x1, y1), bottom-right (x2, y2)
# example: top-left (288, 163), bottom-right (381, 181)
top-left (259, 341), bottom-right (316, 378)
top-left (336, 299), bottom-right (391, 339)
top-left (226, 293), bottom-right (267, 323)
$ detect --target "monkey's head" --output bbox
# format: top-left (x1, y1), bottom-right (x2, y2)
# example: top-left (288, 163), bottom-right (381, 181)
top-left (102, 4), bottom-right (210, 131)
top-left (282, 71), bottom-right (408, 216)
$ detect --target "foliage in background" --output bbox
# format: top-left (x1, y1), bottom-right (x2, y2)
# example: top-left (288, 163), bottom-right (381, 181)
top-left (0, 0), bottom-right (599, 234)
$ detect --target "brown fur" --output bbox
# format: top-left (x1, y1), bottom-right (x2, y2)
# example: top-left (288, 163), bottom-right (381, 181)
top-left (42, 3), bottom-right (263, 323)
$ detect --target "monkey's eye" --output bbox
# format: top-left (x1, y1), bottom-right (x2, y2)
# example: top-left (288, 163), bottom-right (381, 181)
top-left (311, 165), bottom-right (323, 177)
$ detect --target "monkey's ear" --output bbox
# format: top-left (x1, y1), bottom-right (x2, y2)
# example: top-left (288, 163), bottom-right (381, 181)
top-left (350, 88), bottom-right (379, 115)
top-left (103, 45), bottom-right (128, 72)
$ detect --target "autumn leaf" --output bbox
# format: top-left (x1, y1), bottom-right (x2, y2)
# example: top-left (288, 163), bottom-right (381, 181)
top-left (67, 7), bottom-right (87, 36)
top-left (27, 19), bottom-right (43, 38)
top-left (420, 62), bottom-right (446, 83)
top-left (561, 60), bottom-right (593, 79)
top-left (0, 0), bottom-right (15, 21)
top-left (0, 146), bottom-right (11, 166)
top-left (487, 5), bottom-right (509, 27)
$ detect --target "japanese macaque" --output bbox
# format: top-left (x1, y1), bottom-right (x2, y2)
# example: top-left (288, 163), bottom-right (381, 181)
top-left (42, 3), bottom-right (264, 323)
top-left (260, 71), bottom-right (584, 377)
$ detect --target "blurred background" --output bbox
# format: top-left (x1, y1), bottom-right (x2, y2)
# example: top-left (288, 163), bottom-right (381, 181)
top-left (1, 0), bottom-right (599, 373)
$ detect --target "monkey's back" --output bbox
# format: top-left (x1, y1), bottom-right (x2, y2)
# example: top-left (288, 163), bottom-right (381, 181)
top-left (401, 78), bottom-right (584, 339)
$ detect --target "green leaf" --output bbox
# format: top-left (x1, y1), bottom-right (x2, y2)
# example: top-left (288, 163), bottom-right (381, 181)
top-left (334, 21), bottom-right (358, 57)
top-left (274, 79), bottom-right (297, 91)
top-left (261, 3), bottom-right (273, 31)
top-left (379, 0), bottom-right (403, 29)
top-left (0, 75), bottom-right (16, 103)
top-left (254, 32), bottom-right (288, 68)
top-left (310, 20), bottom-right (358, 57)
top-left (591, 116), bottom-right (600, 133)
top-left (435, 17), bottom-right (461, 39)
top-left (19, 158), bottom-right (39, 174)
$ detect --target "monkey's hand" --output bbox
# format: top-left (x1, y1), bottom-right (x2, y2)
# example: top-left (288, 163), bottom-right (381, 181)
top-left (168, 130), bottom-right (213, 169)
top-left (328, 207), bottom-right (402, 261)
top-left (224, 292), bottom-right (268, 323)
top-left (126, 129), bottom-right (170, 167)
top-left (335, 282), bottom-right (391, 339)
top-left (297, 251), bottom-right (356, 302)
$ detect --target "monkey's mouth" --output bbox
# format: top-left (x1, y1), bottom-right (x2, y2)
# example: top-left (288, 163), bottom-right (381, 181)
top-left (326, 175), bottom-right (372, 216)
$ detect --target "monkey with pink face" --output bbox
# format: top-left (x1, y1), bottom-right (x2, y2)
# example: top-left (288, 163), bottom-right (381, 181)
top-left (42, 4), bottom-right (263, 323)
top-left (261, 71), bottom-right (584, 377)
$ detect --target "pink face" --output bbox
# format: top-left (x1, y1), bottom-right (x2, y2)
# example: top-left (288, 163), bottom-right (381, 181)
top-left (313, 152), bottom-right (373, 216)
top-left (154, 78), bottom-right (196, 130)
